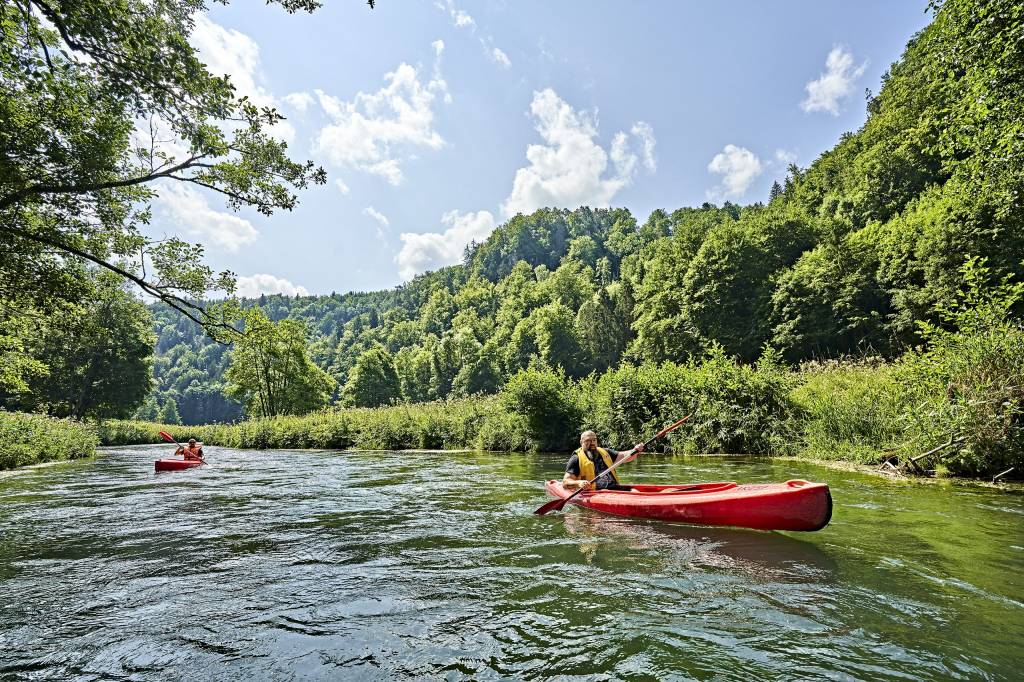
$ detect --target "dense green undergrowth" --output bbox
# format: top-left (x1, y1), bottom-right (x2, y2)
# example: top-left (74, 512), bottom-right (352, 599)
top-left (99, 304), bottom-right (1024, 479)
top-left (0, 410), bottom-right (98, 469)
top-left (16, 278), bottom-right (1024, 479)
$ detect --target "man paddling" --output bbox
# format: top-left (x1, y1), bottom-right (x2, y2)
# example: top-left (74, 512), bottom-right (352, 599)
top-left (175, 438), bottom-right (204, 462)
top-left (562, 430), bottom-right (644, 492)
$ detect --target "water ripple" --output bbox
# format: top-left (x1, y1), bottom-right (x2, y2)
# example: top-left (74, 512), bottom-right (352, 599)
top-left (0, 446), bottom-right (1021, 680)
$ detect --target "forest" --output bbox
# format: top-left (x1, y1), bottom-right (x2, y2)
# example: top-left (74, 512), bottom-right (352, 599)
top-left (2, 0), bottom-right (1022, 477)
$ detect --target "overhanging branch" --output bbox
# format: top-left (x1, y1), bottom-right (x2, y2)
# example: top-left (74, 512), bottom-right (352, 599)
top-left (0, 224), bottom-right (242, 343)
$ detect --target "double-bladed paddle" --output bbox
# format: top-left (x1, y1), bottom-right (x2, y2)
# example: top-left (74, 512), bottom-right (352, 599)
top-left (533, 414), bottom-right (692, 516)
top-left (158, 430), bottom-right (204, 463)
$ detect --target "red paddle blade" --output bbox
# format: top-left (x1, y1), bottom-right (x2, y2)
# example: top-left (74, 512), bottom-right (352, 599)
top-left (158, 431), bottom-right (176, 443)
top-left (534, 497), bottom-right (568, 516)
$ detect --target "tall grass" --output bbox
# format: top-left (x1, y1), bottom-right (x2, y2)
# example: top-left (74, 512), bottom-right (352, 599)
top-left (0, 410), bottom-right (98, 469)
top-left (790, 360), bottom-right (906, 464)
top-left (99, 399), bottom-right (506, 451)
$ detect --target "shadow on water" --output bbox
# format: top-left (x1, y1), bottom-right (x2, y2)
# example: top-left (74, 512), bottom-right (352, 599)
top-left (560, 510), bottom-right (837, 580)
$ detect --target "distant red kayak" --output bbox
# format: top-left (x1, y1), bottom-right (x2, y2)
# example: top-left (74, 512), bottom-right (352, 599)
top-left (154, 459), bottom-right (203, 472)
top-left (544, 479), bottom-right (832, 531)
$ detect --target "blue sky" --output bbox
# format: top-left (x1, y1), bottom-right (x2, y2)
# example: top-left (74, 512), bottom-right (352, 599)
top-left (151, 0), bottom-right (933, 297)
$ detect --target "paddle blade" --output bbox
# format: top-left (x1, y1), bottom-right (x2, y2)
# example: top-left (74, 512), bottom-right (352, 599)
top-left (158, 431), bottom-right (176, 443)
top-left (534, 497), bottom-right (568, 516)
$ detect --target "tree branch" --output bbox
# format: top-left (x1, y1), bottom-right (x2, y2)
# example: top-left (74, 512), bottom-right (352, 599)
top-left (0, 224), bottom-right (241, 343)
top-left (0, 155), bottom-right (206, 210)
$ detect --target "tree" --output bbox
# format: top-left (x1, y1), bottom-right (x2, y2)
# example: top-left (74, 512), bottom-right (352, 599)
top-left (0, 316), bottom-right (47, 398)
top-left (769, 181), bottom-right (784, 202)
top-left (10, 271), bottom-right (155, 420)
top-left (534, 302), bottom-right (587, 377)
top-left (576, 288), bottom-right (628, 373)
top-left (135, 396), bottom-right (160, 422)
top-left (225, 308), bottom-right (335, 417)
top-left (159, 398), bottom-right (182, 425)
top-left (681, 209), bottom-right (815, 362)
top-left (343, 346), bottom-right (402, 407)
top-left (0, 0), bottom-right (335, 336)
top-left (452, 339), bottom-right (503, 397)
top-left (770, 232), bottom-right (893, 362)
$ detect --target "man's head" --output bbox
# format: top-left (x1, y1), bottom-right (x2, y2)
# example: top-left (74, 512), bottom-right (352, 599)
top-left (580, 430), bottom-right (598, 451)
top-left (188, 438), bottom-right (197, 447)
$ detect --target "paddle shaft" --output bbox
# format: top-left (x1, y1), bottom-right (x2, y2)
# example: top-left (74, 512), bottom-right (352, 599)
top-left (536, 414), bottom-right (691, 515)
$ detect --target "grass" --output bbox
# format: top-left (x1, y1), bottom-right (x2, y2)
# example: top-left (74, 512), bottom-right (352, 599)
top-left (0, 410), bottom-right (98, 469)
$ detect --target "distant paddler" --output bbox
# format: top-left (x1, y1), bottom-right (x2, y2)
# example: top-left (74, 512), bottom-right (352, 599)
top-left (562, 430), bottom-right (645, 492)
top-left (175, 438), bottom-right (204, 462)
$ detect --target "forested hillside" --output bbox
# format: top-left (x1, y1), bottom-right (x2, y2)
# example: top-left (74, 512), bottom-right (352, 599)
top-left (142, 0), bottom-right (1024, 424)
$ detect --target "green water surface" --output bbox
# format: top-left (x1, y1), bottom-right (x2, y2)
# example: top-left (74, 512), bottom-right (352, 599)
top-left (0, 446), bottom-right (1021, 680)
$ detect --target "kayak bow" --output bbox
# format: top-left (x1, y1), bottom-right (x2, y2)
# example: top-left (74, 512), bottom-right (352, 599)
top-left (543, 479), bottom-right (832, 531)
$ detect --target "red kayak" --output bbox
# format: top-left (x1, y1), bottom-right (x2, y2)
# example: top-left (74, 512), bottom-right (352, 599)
top-left (544, 479), bottom-right (832, 531)
top-left (154, 459), bottom-right (203, 472)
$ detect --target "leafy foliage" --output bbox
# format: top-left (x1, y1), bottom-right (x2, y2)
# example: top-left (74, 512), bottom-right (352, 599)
top-left (0, 0), bottom-right (331, 337)
top-left (224, 308), bottom-right (335, 418)
top-left (0, 410), bottom-right (97, 470)
top-left (0, 270), bottom-right (154, 419)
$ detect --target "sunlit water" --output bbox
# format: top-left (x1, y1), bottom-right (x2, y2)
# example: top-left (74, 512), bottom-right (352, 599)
top-left (1, 446), bottom-right (1021, 680)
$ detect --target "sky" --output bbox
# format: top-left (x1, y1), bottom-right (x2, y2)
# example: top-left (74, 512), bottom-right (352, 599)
top-left (149, 0), bottom-right (934, 298)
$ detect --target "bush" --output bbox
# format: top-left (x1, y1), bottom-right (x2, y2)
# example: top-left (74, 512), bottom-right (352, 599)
top-left (587, 346), bottom-right (798, 455)
top-left (894, 260), bottom-right (1024, 476)
top-left (500, 367), bottom-right (582, 451)
top-left (0, 410), bottom-right (97, 469)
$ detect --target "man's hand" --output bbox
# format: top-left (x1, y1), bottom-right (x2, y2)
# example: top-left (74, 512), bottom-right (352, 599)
top-left (622, 443), bottom-right (645, 463)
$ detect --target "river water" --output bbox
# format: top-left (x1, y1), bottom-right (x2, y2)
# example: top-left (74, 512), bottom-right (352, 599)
top-left (0, 446), bottom-right (1021, 680)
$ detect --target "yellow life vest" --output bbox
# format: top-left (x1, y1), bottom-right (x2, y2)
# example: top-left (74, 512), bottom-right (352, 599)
top-left (574, 447), bottom-right (620, 484)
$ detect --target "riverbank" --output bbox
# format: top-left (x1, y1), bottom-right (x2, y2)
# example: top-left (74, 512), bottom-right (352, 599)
top-left (0, 410), bottom-right (97, 469)
top-left (6, 332), bottom-right (1021, 484)
top-left (98, 343), bottom-right (1023, 481)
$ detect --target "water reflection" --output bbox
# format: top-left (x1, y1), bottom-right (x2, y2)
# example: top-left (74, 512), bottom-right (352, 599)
top-left (561, 510), bottom-right (836, 581)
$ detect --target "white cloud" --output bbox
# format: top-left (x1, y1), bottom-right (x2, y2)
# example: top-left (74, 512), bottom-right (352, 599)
top-left (334, 179), bottom-right (350, 195)
top-left (283, 91), bottom-right (314, 113)
top-left (313, 54), bottom-right (448, 185)
top-left (707, 144), bottom-right (763, 200)
top-left (490, 47), bottom-right (512, 69)
top-left (363, 206), bottom-right (390, 237)
top-left (774, 148), bottom-right (797, 165)
top-left (435, 0), bottom-right (475, 29)
top-left (801, 46), bottom-right (867, 116)
top-left (501, 89), bottom-right (655, 217)
top-left (396, 210), bottom-right (495, 280)
top-left (190, 15), bottom-right (294, 143)
top-left (158, 183), bottom-right (259, 252)
top-left (632, 122), bottom-right (657, 172)
top-left (235, 274), bottom-right (309, 298)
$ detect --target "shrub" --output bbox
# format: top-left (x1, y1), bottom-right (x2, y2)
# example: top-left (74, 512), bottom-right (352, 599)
top-left (587, 346), bottom-right (798, 455)
top-left (894, 260), bottom-right (1024, 476)
top-left (0, 411), bottom-right (98, 469)
top-left (500, 367), bottom-right (582, 451)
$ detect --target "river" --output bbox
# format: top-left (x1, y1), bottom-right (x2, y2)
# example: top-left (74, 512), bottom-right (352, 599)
top-left (1, 446), bottom-right (1021, 680)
